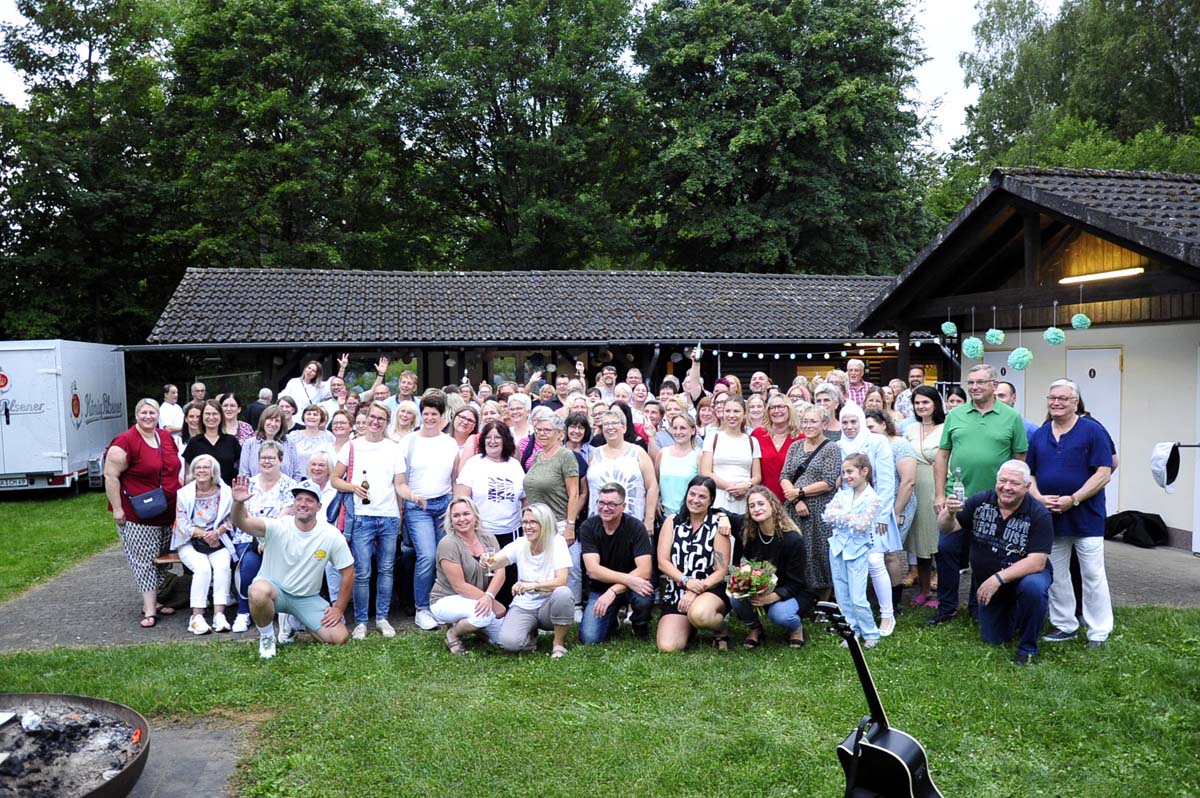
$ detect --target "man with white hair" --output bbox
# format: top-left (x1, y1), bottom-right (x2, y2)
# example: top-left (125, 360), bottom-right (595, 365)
top-left (844, 359), bottom-right (873, 406)
top-left (247, 387), bottom-right (273, 429)
top-left (938, 459), bottom-right (1053, 666)
top-left (1027, 379), bottom-right (1114, 647)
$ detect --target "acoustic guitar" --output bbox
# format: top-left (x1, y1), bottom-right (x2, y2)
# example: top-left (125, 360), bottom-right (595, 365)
top-left (814, 601), bottom-right (943, 798)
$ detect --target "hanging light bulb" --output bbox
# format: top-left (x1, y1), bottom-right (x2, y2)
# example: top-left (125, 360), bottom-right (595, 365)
top-left (742, 352), bottom-right (748, 359)
top-left (790, 354), bottom-right (796, 360)
top-left (824, 353), bottom-right (830, 360)
top-left (758, 353), bottom-right (764, 360)
top-left (806, 353), bottom-right (811, 359)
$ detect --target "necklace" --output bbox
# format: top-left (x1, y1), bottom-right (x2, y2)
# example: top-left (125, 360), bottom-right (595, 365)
top-left (757, 528), bottom-right (774, 546)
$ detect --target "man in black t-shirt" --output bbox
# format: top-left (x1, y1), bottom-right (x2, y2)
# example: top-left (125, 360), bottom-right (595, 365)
top-left (578, 482), bottom-right (654, 643)
top-left (938, 460), bottom-right (1053, 666)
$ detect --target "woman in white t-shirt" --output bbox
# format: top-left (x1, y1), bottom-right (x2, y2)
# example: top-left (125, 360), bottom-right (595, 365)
top-left (397, 392), bottom-right (463, 631)
top-left (454, 421), bottom-right (526, 601)
top-left (490, 503), bottom-right (574, 659)
top-left (699, 396), bottom-right (762, 513)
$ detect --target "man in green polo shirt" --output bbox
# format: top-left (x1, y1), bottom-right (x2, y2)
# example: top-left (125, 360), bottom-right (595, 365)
top-left (927, 364), bottom-right (1028, 625)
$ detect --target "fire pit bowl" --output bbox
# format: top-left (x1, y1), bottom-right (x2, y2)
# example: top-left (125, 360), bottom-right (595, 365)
top-left (0, 693), bottom-right (150, 798)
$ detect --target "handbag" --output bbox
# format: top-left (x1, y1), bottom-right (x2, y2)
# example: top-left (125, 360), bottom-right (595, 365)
top-left (327, 441), bottom-right (356, 534)
top-left (125, 430), bottom-right (169, 521)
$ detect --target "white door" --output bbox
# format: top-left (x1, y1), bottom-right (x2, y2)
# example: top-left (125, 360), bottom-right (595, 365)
top-left (0, 348), bottom-right (64, 477)
top-left (1066, 348), bottom-right (1121, 515)
top-left (984, 350), bottom-right (1026, 418)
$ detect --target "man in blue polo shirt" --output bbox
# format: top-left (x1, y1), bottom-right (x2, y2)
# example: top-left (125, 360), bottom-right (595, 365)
top-left (929, 364), bottom-right (1029, 626)
top-left (939, 460), bottom-right (1053, 665)
top-left (1027, 378), bottom-right (1114, 647)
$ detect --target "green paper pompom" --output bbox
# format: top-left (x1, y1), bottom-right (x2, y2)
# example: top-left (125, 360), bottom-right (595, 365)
top-left (1071, 313), bottom-right (1092, 330)
top-left (1043, 326), bottom-right (1065, 346)
top-left (985, 327), bottom-right (1006, 345)
top-left (962, 336), bottom-right (985, 359)
top-left (941, 320), bottom-right (958, 337)
top-left (1008, 347), bottom-right (1033, 371)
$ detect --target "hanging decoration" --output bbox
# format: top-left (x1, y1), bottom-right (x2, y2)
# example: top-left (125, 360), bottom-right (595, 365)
top-left (1044, 299), bottom-right (1065, 345)
top-left (985, 305), bottom-right (1005, 345)
top-left (1072, 284), bottom-right (1092, 329)
top-left (1007, 303), bottom-right (1033, 371)
top-left (940, 305), bottom-right (958, 337)
top-left (960, 305), bottom-right (983, 359)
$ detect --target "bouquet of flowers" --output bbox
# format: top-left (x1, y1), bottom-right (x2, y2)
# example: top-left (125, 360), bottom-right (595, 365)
top-left (728, 560), bottom-right (778, 618)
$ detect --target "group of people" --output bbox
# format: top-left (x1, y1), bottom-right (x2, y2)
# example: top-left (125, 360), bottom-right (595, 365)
top-left (105, 352), bottom-right (1115, 665)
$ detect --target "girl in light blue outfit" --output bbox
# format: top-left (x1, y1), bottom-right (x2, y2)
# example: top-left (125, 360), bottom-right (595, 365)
top-left (824, 452), bottom-right (884, 645)
top-left (836, 403), bottom-right (900, 632)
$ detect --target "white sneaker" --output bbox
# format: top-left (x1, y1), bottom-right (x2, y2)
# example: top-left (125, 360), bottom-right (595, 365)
top-left (231, 613), bottom-right (251, 633)
top-left (351, 623), bottom-right (368, 641)
top-left (277, 618), bottom-right (296, 645)
top-left (188, 615), bottom-right (212, 636)
top-left (573, 605), bottom-right (583, 624)
top-left (258, 635), bottom-right (277, 659)
top-left (863, 638), bottom-right (879, 649)
top-left (377, 618), bottom-right (396, 638)
top-left (414, 609), bottom-right (438, 631)
top-left (879, 617), bottom-right (895, 637)
top-left (211, 614), bottom-right (231, 633)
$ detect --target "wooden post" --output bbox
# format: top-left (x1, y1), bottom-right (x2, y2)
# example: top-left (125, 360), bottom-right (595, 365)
top-left (895, 324), bottom-right (911, 377)
top-left (1023, 212), bottom-right (1040, 288)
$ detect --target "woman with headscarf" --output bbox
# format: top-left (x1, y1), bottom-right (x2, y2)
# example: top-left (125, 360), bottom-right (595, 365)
top-left (837, 402), bottom-right (900, 636)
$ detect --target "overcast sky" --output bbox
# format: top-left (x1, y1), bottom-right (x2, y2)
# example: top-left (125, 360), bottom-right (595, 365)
top-left (0, 0), bottom-right (1060, 154)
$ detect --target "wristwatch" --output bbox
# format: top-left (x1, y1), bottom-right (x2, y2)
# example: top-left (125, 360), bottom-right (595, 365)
top-left (1071, 495), bottom-right (1081, 507)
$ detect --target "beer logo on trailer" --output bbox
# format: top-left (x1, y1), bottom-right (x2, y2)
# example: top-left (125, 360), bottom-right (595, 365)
top-left (70, 381), bottom-right (83, 430)
top-left (0, 366), bottom-right (9, 393)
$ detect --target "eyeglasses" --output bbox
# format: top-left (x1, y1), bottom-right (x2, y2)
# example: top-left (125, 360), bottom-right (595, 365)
top-left (1046, 395), bottom-right (1076, 404)
top-left (520, 520), bottom-right (541, 528)
top-left (597, 500), bottom-right (624, 509)
top-left (965, 380), bottom-right (993, 387)
top-left (534, 427), bottom-right (556, 435)
top-left (368, 415), bottom-right (388, 423)
top-left (483, 436), bottom-right (503, 444)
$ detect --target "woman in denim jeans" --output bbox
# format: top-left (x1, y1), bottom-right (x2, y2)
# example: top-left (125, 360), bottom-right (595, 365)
top-left (397, 391), bottom-right (462, 631)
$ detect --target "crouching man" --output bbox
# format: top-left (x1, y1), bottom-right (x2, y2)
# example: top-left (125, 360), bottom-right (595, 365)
top-left (938, 460), bottom-right (1052, 666)
top-left (231, 476), bottom-right (354, 659)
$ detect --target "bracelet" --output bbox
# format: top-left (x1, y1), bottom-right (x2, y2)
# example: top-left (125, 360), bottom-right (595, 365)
top-left (485, 590), bottom-right (496, 599)
top-left (994, 573), bottom-right (1005, 586)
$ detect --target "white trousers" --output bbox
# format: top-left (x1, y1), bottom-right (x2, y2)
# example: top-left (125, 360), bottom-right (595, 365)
top-left (867, 551), bottom-right (894, 620)
top-left (431, 595), bottom-right (503, 642)
top-left (1048, 536), bottom-right (1113, 642)
top-left (177, 543), bottom-right (232, 611)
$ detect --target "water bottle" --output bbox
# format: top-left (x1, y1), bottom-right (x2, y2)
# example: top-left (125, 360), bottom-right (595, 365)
top-left (952, 467), bottom-right (965, 504)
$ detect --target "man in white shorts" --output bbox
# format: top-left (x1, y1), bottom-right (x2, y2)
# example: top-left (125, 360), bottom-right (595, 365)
top-left (231, 476), bottom-right (355, 659)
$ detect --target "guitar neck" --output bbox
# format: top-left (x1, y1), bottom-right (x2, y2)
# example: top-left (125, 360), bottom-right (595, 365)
top-left (818, 601), bottom-right (889, 731)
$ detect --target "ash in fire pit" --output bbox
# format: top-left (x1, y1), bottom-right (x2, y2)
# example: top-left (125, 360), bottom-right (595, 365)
top-left (0, 702), bottom-right (139, 798)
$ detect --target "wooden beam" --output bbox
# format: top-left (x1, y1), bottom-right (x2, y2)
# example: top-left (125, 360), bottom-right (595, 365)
top-left (895, 325), bottom-right (911, 375)
top-left (1023, 212), bottom-right (1040, 288)
top-left (910, 270), bottom-right (1200, 319)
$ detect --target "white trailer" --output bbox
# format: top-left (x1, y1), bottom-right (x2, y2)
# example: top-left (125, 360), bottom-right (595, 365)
top-left (0, 340), bottom-right (127, 491)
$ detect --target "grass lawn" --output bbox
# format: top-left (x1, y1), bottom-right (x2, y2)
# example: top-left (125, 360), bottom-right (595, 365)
top-left (0, 491), bottom-right (115, 602)
top-left (1, 607), bottom-right (1197, 797)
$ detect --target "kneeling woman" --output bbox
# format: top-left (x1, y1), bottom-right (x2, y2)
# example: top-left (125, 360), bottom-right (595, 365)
top-left (171, 455), bottom-right (235, 635)
top-left (430, 497), bottom-right (507, 654)
top-left (731, 486), bottom-right (815, 649)
top-left (656, 476), bottom-right (732, 651)
top-left (491, 504), bottom-right (575, 658)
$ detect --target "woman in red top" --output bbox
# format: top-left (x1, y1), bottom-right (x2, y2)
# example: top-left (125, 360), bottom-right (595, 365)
top-left (103, 398), bottom-right (183, 627)
top-left (751, 395), bottom-right (802, 503)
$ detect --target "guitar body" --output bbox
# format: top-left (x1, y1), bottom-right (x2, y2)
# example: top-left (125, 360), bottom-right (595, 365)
top-left (835, 725), bottom-right (942, 798)
top-left (815, 602), bottom-right (943, 798)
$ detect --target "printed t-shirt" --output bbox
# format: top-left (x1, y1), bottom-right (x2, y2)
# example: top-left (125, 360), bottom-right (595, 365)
top-left (257, 517), bottom-right (353, 596)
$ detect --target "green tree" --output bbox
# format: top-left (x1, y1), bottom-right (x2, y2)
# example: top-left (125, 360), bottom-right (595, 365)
top-left (0, 0), bottom-right (179, 341)
top-left (165, 0), bottom-right (430, 270)
top-left (633, 0), bottom-right (936, 274)
top-left (398, 0), bottom-right (645, 270)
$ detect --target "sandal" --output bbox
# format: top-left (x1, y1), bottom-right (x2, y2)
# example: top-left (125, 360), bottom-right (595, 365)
top-left (551, 645), bottom-right (568, 659)
top-left (156, 605), bottom-right (176, 616)
top-left (788, 632), bottom-right (806, 649)
top-left (712, 634), bottom-right (730, 652)
top-left (743, 630), bottom-right (763, 649)
top-left (140, 614), bottom-right (157, 628)
top-left (445, 635), bottom-right (468, 656)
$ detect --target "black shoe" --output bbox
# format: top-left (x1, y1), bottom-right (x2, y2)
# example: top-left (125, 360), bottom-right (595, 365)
top-left (632, 625), bottom-right (650, 641)
top-left (1013, 651), bottom-right (1036, 666)
top-left (925, 613), bottom-right (955, 627)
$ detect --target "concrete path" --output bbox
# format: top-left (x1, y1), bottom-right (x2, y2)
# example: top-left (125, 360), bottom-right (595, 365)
top-left (130, 715), bottom-right (248, 798)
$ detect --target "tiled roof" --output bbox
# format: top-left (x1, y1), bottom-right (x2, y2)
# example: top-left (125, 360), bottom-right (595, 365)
top-left (998, 167), bottom-right (1200, 265)
top-left (855, 167), bottom-right (1200, 330)
top-left (148, 269), bottom-right (896, 345)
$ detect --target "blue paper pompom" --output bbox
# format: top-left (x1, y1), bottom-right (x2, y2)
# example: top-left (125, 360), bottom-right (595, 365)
top-left (941, 321), bottom-right (958, 337)
top-left (1043, 326), bottom-right (1065, 346)
top-left (985, 328), bottom-right (1006, 345)
top-left (962, 336), bottom-right (985, 359)
top-left (1008, 347), bottom-right (1033, 371)
top-left (1071, 313), bottom-right (1092, 330)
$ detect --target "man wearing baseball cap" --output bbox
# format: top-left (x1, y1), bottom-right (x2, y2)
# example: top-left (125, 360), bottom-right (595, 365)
top-left (231, 476), bottom-right (355, 659)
